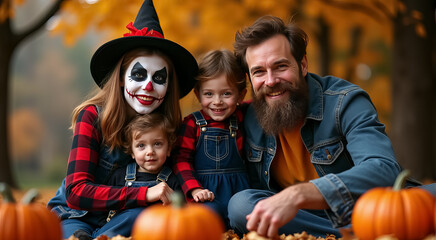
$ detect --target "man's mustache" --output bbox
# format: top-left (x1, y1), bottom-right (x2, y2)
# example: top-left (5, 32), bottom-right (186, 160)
top-left (257, 82), bottom-right (294, 96)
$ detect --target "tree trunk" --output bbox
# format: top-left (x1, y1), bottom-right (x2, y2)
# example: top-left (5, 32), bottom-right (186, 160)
top-left (391, 0), bottom-right (435, 181)
top-left (0, 0), bottom-right (64, 188)
top-left (0, 18), bottom-right (17, 188)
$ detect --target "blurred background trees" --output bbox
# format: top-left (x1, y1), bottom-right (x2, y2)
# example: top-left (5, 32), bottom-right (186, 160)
top-left (0, 0), bottom-right (434, 188)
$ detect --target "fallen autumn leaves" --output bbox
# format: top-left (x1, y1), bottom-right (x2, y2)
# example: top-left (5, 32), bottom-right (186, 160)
top-left (64, 229), bottom-right (436, 240)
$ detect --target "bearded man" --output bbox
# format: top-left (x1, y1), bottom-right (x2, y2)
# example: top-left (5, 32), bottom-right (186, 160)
top-left (227, 16), bottom-right (435, 239)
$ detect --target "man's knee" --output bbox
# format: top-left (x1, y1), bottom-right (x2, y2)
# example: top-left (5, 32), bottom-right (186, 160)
top-left (229, 190), bottom-right (253, 212)
top-left (418, 183), bottom-right (436, 197)
top-left (228, 190), bottom-right (257, 234)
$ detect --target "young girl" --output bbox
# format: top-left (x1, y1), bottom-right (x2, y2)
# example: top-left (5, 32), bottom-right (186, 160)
top-left (173, 49), bottom-right (250, 227)
top-left (47, 0), bottom-right (197, 238)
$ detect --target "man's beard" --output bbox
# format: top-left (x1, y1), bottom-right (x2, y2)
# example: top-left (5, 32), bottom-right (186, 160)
top-left (252, 74), bottom-right (309, 136)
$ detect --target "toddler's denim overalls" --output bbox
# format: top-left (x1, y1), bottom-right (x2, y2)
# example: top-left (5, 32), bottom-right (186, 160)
top-left (192, 111), bottom-right (250, 226)
top-left (105, 162), bottom-right (172, 221)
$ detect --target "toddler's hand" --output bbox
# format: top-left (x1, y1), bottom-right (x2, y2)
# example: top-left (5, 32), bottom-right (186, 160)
top-left (146, 182), bottom-right (174, 205)
top-left (192, 188), bottom-right (215, 202)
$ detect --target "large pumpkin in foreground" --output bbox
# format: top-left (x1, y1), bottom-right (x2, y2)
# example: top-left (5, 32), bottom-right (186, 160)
top-left (352, 170), bottom-right (435, 240)
top-left (0, 183), bottom-right (62, 240)
top-left (132, 192), bottom-right (224, 240)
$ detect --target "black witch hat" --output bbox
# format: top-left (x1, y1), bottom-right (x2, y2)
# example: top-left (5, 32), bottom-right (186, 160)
top-left (90, 0), bottom-right (197, 98)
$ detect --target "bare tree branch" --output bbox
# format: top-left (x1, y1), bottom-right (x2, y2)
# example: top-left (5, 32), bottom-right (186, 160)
top-left (14, 0), bottom-right (65, 44)
top-left (373, 0), bottom-right (395, 22)
top-left (319, 0), bottom-right (386, 23)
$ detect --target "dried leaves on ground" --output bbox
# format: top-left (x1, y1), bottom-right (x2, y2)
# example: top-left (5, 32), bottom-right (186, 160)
top-left (65, 230), bottom-right (436, 240)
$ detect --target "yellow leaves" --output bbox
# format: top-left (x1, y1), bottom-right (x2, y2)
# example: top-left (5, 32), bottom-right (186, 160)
top-left (0, 1), bottom-right (13, 23)
top-left (414, 23), bottom-right (426, 38)
top-left (410, 10), bottom-right (426, 38)
top-left (155, 0), bottom-right (298, 56)
top-left (397, 1), bottom-right (407, 14)
top-left (396, 5), bottom-right (427, 38)
top-left (14, 0), bottom-right (25, 5)
top-left (243, 0), bottom-right (295, 17)
top-left (0, 0), bottom-right (27, 23)
top-left (51, 0), bottom-right (143, 46)
top-left (411, 10), bottom-right (423, 20)
top-left (304, 0), bottom-right (324, 19)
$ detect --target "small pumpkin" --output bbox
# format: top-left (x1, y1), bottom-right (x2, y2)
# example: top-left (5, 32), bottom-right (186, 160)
top-left (132, 192), bottom-right (225, 240)
top-left (434, 200), bottom-right (436, 234)
top-left (0, 183), bottom-right (62, 240)
top-left (352, 170), bottom-right (435, 240)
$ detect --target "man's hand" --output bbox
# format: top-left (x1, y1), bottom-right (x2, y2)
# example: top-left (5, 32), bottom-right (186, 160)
top-left (246, 182), bottom-right (328, 238)
top-left (192, 188), bottom-right (215, 202)
top-left (146, 182), bottom-right (174, 205)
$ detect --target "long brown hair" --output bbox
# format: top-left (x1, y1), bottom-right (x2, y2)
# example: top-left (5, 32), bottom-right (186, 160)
top-left (72, 48), bottom-right (181, 152)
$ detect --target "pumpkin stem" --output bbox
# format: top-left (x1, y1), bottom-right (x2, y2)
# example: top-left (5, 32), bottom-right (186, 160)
top-left (21, 188), bottom-right (40, 204)
top-left (393, 170), bottom-right (410, 191)
top-left (0, 182), bottom-right (16, 203)
top-left (170, 191), bottom-right (186, 208)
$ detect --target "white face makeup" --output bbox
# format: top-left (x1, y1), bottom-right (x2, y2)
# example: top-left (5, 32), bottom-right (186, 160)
top-left (124, 55), bottom-right (169, 114)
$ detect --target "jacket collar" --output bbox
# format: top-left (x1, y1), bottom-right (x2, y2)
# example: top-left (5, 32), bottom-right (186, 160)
top-left (305, 73), bottom-right (323, 122)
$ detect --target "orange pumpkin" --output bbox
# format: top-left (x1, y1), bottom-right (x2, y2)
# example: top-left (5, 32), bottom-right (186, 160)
top-left (352, 170), bottom-right (435, 240)
top-left (132, 192), bottom-right (225, 240)
top-left (434, 201), bottom-right (436, 234)
top-left (0, 183), bottom-right (62, 240)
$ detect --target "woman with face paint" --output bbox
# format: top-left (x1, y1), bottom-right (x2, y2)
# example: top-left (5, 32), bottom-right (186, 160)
top-left (46, 1), bottom-right (198, 239)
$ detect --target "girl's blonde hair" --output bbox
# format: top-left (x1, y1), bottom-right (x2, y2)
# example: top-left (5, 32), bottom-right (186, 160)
top-left (72, 48), bottom-right (181, 152)
top-left (195, 49), bottom-right (246, 93)
top-left (123, 112), bottom-right (176, 156)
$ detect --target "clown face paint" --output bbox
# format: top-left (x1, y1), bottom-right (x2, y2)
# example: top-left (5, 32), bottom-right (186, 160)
top-left (124, 55), bottom-right (169, 114)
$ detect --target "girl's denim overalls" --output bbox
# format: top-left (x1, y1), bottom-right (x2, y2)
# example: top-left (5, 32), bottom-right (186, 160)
top-left (192, 111), bottom-right (250, 226)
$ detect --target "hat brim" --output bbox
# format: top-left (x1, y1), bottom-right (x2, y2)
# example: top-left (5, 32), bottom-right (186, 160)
top-left (90, 36), bottom-right (198, 98)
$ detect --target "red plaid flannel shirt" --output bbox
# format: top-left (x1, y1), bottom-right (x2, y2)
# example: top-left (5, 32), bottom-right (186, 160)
top-left (65, 105), bottom-right (148, 211)
top-left (172, 104), bottom-right (248, 201)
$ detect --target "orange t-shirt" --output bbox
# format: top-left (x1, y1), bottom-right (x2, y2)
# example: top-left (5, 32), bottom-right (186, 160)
top-left (271, 122), bottom-right (318, 188)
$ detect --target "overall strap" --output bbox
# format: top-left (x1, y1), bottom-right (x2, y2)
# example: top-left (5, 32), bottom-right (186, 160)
top-left (193, 111), bottom-right (208, 134)
top-left (156, 165), bottom-right (172, 182)
top-left (229, 114), bottom-right (238, 138)
top-left (125, 162), bottom-right (137, 182)
top-left (192, 111), bottom-right (207, 127)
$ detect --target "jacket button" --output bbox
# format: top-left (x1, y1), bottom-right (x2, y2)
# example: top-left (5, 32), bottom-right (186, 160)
top-left (327, 154), bottom-right (332, 160)
top-left (127, 182), bottom-right (133, 187)
top-left (264, 171), bottom-right (268, 176)
top-left (201, 127), bottom-right (207, 132)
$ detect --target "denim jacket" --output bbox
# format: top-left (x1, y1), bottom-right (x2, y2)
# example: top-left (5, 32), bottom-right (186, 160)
top-left (244, 73), bottom-right (403, 228)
